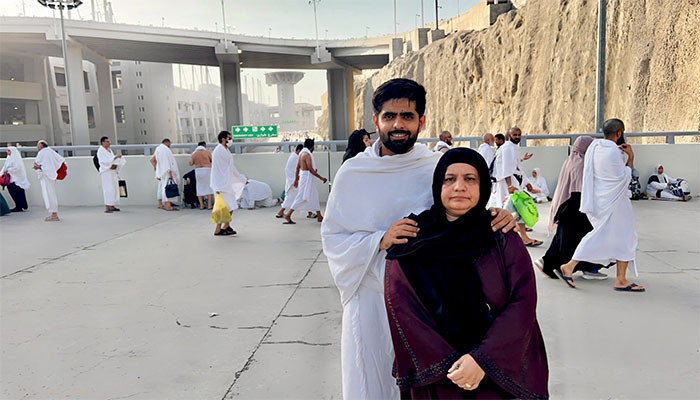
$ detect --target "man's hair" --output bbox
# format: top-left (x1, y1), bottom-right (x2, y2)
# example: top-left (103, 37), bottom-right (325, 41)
top-left (439, 130), bottom-right (451, 140)
top-left (295, 144), bottom-right (304, 152)
top-left (303, 138), bottom-right (314, 149)
top-left (218, 131), bottom-right (231, 143)
top-left (507, 126), bottom-right (521, 137)
top-left (162, 138), bottom-right (171, 144)
top-left (494, 133), bottom-right (506, 142)
top-left (100, 136), bottom-right (109, 144)
top-left (602, 118), bottom-right (625, 138)
top-left (372, 78), bottom-right (427, 117)
top-left (197, 141), bottom-right (206, 147)
top-left (38, 140), bottom-right (48, 148)
top-left (483, 133), bottom-right (494, 140)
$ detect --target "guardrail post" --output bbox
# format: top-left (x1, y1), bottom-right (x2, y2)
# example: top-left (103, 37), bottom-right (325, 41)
top-left (666, 135), bottom-right (675, 144)
top-left (520, 137), bottom-right (527, 147)
top-left (234, 144), bottom-right (242, 154)
top-left (144, 147), bottom-right (151, 156)
top-left (331, 143), bottom-right (337, 152)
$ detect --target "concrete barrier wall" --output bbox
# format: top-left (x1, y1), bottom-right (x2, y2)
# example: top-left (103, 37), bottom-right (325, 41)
top-left (2, 144), bottom-right (698, 208)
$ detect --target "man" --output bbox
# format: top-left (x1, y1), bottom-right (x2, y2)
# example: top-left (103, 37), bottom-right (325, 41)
top-left (33, 140), bottom-right (64, 221)
top-left (150, 139), bottom-right (180, 211)
top-left (210, 131), bottom-right (246, 236)
top-left (559, 119), bottom-right (645, 292)
top-left (321, 78), bottom-right (515, 399)
top-left (494, 133), bottom-right (506, 148)
top-left (489, 126), bottom-right (543, 246)
top-left (478, 133), bottom-right (495, 165)
top-left (276, 144), bottom-right (304, 218)
top-left (97, 136), bottom-right (124, 213)
top-left (283, 138), bottom-right (327, 224)
top-left (189, 141), bottom-right (214, 210)
top-left (238, 176), bottom-right (277, 209)
top-left (434, 130), bottom-right (453, 153)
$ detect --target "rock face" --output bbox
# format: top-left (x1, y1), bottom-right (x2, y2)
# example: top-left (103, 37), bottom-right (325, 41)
top-left (355, 0), bottom-right (700, 141)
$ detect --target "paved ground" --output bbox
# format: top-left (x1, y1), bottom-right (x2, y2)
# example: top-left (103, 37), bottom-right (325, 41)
top-left (1, 200), bottom-right (698, 399)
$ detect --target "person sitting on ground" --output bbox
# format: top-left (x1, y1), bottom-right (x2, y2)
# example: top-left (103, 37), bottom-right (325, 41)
top-left (525, 168), bottom-right (550, 203)
top-left (384, 148), bottom-right (549, 398)
top-left (434, 130), bottom-right (453, 153)
top-left (343, 129), bottom-right (372, 163)
top-left (646, 164), bottom-right (691, 201)
top-left (238, 175), bottom-right (278, 209)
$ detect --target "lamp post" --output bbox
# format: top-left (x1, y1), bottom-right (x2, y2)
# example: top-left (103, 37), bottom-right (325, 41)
top-left (595, 0), bottom-right (606, 133)
top-left (38, 0), bottom-right (83, 146)
top-left (220, 0), bottom-right (228, 50)
top-left (309, 0), bottom-right (321, 61)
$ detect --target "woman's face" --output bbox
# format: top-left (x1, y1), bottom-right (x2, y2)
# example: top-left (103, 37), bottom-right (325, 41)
top-left (658, 166), bottom-right (664, 174)
top-left (532, 170), bottom-right (538, 178)
top-left (363, 135), bottom-right (372, 148)
top-left (441, 163), bottom-right (480, 219)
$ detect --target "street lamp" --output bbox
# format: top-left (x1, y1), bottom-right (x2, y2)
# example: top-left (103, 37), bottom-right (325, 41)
top-left (309, 0), bottom-right (321, 61)
top-left (38, 0), bottom-right (83, 145)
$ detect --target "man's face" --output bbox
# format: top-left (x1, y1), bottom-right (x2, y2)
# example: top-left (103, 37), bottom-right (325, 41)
top-left (616, 129), bottom-right (625, 145)
top-left (363, 135), bottom-right (372, 148)
top-left (373, 98), bottom-right (425, 155)
top-left (485, 135), bottom-right (494, 145)
top-left (509, 130), bottom-right (522, 145)
top-left (658, 166), bottom-right (664, 174)
top-left (102, 139), bottom-right (111, 148)
top-left (495, 138), bottom-right (504, 147)
top-left (164, 141), bottom-right (171, 148)
top-left (443, 133), bottom-right (453, 145)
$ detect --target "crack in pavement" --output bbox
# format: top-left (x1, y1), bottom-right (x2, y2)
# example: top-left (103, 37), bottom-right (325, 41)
top-left (280, 311), bottom-right (328, 318)
top-left (237, 326), bottom-right (268, 330)
top-left (241, 283), bottom-right (298, 288)
top-left (262, 340), bottom-right (332, 346)
top-left (1, 214), bottom-right (188, 280)
top-left (221, 250), bottom-right (324, 400)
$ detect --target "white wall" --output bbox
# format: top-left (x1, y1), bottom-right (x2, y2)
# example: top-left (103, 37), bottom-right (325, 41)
top-left (2, 144), bottom-right (698, 208)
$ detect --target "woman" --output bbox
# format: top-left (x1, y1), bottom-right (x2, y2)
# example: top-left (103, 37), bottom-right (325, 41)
top-left (646, 164), bottom-right (690, 201)
top-left (534, 136), bottom-right (608, 280)
top-left (385, 148), bottom-right (549, 399)
top-left (342, 129), bottom-right (372, 163)
top-left (525, 168), bottom-right (550, 203)
top-left (0, 146), bottom-right (30, 212)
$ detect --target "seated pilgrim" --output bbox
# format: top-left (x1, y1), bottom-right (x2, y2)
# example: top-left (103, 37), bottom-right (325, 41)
top-left (384, 148), bottom-right (549, 399)
top-left (646, 164), bottom-right (691, 201)
top-left (525, 168), bottom-right (550, 203)
top-left (238, 176), bottom-right (279, 209)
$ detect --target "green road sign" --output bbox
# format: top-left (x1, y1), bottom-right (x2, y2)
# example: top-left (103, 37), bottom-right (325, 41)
top-left (231, 125), bottom-right (278, 138)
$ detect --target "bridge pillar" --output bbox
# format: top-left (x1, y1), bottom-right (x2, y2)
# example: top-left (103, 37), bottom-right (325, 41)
top-left (326, 67), bottom-right (355, 141)
top-left (216, 45), bottom-right (243, 131)
top-left (95, 61), bottom-right (117, 142)
top-left (65, 43), bottom-right (90, 146)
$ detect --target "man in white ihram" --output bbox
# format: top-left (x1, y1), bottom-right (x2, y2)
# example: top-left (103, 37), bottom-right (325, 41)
top-left (210, 131), bottom-right (246, 236)
top-left (283, 138), bottom-right (326, 224)
top-left (151, 138), bottom-right (180, 211)
top-left (97, 136), bottom-right (125, 213)
top-left (477, 133), bottom-right (495, 166)
top-left (33, 140), bottom-right (64, 222)
top-left (276, 144), bottom-right (304, 218)
top-left (321, 78), bottom-right (515, 399)
top-left (558, 118), bottom-right (645, 292)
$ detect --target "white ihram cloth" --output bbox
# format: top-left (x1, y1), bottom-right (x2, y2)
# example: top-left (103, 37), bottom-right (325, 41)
top-left (574, 139), bottom-right (638, 276)
top-left (289, 148), bottom-right (320, 212)
top-left (1, 146), bottom-right (30, 189)
top-left (525, 167), bottom-right (550, 202)
top-left (192, 146), bottom-right (214, 196)
top-left (210, 143), bottom-right (246, 211)
top-left (434, 140), bottom-right (452, 152)
top-left (488, 140), bottom-right (527, 208)
top-left (281, 152), bottom-right (300, 209)
top-left (321, 140), bottom-right (441, 400)
top-left (35, 146), bottom-right (64, 213)
top-left (154, 144), bottom-right (180, 202)
top-left (239, 178), bottom-right (276, 209)
top-left (97, 146), bottom-right (125, 206)
top-left (478, 142), bottom-right (495, 166)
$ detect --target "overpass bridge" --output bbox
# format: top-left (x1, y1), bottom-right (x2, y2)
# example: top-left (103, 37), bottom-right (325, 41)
top-left (0, 16), bottom-right (409, 144)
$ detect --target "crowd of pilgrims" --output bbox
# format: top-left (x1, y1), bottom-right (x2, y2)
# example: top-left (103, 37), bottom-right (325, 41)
top-left (0, 77), bottom-right (694, 399)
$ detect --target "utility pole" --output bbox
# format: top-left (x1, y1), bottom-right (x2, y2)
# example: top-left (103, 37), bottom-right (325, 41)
top-left (310, 0), bottom-right (321, 60)
top-left (393, 0), bottom-right (397, 35)
top-left (594, 0), bottom-right (606, 133)
top-left (220, 0), bottom-right (228, 50)
top-left (421, 0), bottom-right (425, 26)
top-left (435, 0), bottom-right (439, 30)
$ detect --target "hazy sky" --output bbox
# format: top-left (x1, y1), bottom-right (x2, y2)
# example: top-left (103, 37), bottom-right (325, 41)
top-left (2, 0), bottom-right (480, 106)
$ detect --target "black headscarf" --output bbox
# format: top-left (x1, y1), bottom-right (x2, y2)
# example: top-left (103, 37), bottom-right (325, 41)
top-left (342, 129), bottom-right (371, 163)
top-left (387, 147), bottom-right (494, 261)
top-left (386, 147), bottom-right (496, 354)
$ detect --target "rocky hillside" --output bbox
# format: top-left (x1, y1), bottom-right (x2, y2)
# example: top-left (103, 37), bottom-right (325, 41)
top-left (354, 0), bottom-right (700, 141)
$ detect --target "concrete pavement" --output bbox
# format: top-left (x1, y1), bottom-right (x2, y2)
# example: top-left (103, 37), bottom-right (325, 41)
top-left (1, 200), bottom-right (698, 399)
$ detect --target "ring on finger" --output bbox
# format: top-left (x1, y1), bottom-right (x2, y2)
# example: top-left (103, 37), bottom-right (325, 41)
top-left (463, 383), bottom-right (472, 389)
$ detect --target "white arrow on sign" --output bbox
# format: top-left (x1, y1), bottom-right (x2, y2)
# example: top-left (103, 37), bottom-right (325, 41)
top-left (243, 127), bottom-right (249, 132)
top-left (260, 126), bottom-right (266, 131)
top-left (234, 127), bottom-right (241, 132)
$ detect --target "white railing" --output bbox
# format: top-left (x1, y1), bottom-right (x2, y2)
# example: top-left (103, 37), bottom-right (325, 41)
top-left (2, 131), bottom-right (698, 157)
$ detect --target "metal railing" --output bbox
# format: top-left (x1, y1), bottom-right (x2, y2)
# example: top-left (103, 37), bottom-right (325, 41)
top-left (2, 131), bottom-right (698, 157)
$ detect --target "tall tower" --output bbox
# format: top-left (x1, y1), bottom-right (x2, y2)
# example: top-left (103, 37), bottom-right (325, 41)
top-left (265, 71), bottom-right (304, 132)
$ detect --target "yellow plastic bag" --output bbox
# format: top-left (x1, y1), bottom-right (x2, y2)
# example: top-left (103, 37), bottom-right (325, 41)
top-left (211, 193), bottom-right (232, 224)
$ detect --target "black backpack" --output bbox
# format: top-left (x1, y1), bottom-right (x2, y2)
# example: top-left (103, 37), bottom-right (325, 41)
top-left (92, 154), bottom-right (100, 171)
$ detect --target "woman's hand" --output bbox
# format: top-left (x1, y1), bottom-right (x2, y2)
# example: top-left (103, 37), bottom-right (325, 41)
top-left (379, 218), bottom-right (419, 251)
top-left (489, 208), bottom-right (516, 232)
top-left (446, 354), bottom-right (485, 391)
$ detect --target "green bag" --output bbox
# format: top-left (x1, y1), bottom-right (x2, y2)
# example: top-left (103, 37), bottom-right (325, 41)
top-left (510, 191), bottom-right (539, 228)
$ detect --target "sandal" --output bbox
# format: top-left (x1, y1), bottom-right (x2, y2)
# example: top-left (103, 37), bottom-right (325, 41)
top-left (44, 216), bottom-right (60, 222)
top-left (525, 240), bottom-right (543, 247)
top-left (553, 268), bottom-right (576, 288)
top-left (283, 220), bottom-right (296, 225)
top-left (614, 283), bottom-right (645, 292)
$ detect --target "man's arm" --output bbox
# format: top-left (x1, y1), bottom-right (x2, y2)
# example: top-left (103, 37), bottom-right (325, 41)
top-left (149, 155), bottom-right (157, 169)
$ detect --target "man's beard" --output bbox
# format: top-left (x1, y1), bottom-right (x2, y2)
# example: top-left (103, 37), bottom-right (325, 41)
top-left (616, 134), bottom-right (625, 145)
top-left (380, 128), bottom-right (419, 154)
top-left (510, 137), bottom-right (520, 145)
top-left (445, 139), bottom-right (453, 146)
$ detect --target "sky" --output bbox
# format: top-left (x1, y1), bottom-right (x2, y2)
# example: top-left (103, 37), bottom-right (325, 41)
top-left (2, 0), bottom-right (480, 106)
